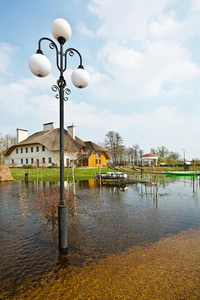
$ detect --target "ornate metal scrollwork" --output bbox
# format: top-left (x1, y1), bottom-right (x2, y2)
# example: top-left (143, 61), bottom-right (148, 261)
top-left (69, 50), bottom-right (74, 57)
top-left (57, 77), bottom-right (66, 88)
top-left (49, 42), bottom-right (56, 50)
top-left (64, 88), bottom-right (71, 101)
top-left (37, 38), bottom-right (84, 101)
top-left (65, 88), bottom-right (71, 95)
top-left (51, 85), bottom-right (71, 101)
top-left (52, 85), bottom-right (58, 92)
top-left (51, 85), bottom-right (59, 99)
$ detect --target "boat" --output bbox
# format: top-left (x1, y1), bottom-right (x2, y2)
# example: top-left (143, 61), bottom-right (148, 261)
top-left (95, 172), bottom-right (128, 187)
top-left (166, 171), bottom-right (197, 177)
top-left (96, 172), bottom-right (127, 180)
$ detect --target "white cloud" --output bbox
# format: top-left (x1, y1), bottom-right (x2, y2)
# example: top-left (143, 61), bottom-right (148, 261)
top-left (145, 41), bottom-right (200, 83)
top-left (95, 40), bottom-right (200, 100)
top-left (0, 43), bottom-right (15, 74)
top-left (0, 82), bottom-right (28, 115)
top-left (88, 0), bottom-right (200, 43)
top-left (85, 65), bottom-right (114, 100)
top-left (87, 0), bottom-right (200, 100)
top-left (29, 94), bottom-right (59, 121)
top-left (0, 71), bottom-right (61, 124)
top-left (76, 22), bottom-right (95, 37)
top-left (191, 0), bottom-right (200, 12)
top-left (62, 100), bottom-right (200, 159)
top-left (149, 16), bottom-right (181, 38)
top-left (98, 41), bottom-right (142, 70)
top-left (149, 13), bottom-right (200, 42)
top-left (88, 0), bottom-right (174, 41)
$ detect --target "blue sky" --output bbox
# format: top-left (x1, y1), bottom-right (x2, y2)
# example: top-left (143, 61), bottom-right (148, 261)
top-left (1, 0), bottom-right (200, 160)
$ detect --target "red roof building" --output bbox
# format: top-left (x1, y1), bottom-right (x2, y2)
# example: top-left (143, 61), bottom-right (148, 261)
top-left (142, 153), bottom-right (158, 166)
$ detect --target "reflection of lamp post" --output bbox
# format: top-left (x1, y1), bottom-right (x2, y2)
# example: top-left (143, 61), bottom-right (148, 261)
top-left (29, 18), bottom-right (89, 250)
top-left (140, 148), bottom-right (143, 178)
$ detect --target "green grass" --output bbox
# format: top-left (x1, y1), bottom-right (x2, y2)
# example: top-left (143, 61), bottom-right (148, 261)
top-left (10, 165), bottom-right (199, 182)
top-left (10, 167), bottom-right (116, 182)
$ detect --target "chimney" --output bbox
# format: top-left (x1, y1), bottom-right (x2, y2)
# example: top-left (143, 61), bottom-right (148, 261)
top-left (67, 124), bottom-right (75, 140)
top-left (43, 122), bottom-right (55, 131)
top-left (17, 128), bottom-right (28, 143)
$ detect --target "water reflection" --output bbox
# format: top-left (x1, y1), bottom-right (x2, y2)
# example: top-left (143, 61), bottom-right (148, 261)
top-left (0, 177), bottom-right (200, 296)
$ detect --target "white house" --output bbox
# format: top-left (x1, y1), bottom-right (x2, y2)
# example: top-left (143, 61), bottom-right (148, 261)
top-left (4, 122), bottom-right (110, 168)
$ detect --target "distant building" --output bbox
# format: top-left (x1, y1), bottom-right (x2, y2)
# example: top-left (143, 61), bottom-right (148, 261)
top-left (4, 122), bottom-right (110, 168)
top-left (142, 153), bottom-right (158, 166)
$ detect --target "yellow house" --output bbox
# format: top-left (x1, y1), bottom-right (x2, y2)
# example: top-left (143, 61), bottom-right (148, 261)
top-left (77, 141), bottom-right (110, 167)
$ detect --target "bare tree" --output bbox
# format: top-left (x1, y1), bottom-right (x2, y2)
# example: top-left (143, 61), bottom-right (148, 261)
top-left (150, 148), bottom-right (158, 155)
top-left (168, 151), bottom-right (180, 161)
top-left (125, 147), bottom-right (134, 166)
top-left (0, 133), bottom-right (17, 164)
top-left (151, 146), bottom-right (180, 165)
top-left (132, 144), bottom-right (140, 165)
top-left (157, 146), bottom-right (169, 158)
top-left (105, 131), bottom-right (124, 165)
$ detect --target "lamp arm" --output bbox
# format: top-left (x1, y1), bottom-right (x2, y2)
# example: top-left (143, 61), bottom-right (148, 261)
top-left (64, 48), bottom-right (83, 72)
top-left (37, 37), bottom-right (60, 71)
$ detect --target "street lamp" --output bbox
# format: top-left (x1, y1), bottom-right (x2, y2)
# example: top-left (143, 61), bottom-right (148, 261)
top-left (29, 18), bottom-right (89, 250)
top-left (182, 148), bottom-right (185, 169)
top-left (182, 149), bottom-right (185, 163)
top-left (140, 148), bottom-right (143, 178)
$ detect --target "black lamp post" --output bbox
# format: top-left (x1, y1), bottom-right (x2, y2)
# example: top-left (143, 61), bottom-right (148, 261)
top-left (140, 148), bottom-right (143, 178)
top-left (29, 18), bottom-right (89, 250)
top-left (182, 148), bottom-right (186, 170)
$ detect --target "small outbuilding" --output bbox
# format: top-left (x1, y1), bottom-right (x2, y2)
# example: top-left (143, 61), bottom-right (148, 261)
top-left (142, 153), bottom-right (158, 167)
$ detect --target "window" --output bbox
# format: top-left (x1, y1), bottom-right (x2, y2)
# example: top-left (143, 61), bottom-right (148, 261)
top-left (36, 146), bottom-right (39, 152)
top-left (49, 157), bottom-right (52, 163)
top-left (21, 148), bottom-right (23, 153)
top-left (96, 159), bottom-right (98, 164)
top-left (96, 153), bottom-right (100, 157)
top-left (26, 159), bottom-right (28, 164)
top-left (16, 149), bottom-right (18, 154)
top-left (99, 159), bottom-right (101, 164)
top-left (42, 158), bottom-right (45, 163)
top-left (42, 146), bottom-right (45, 151)
top-left (26, 147), bottom-right (28, 153)
top-left (31, 158), bottom-right (33, 164)
top-left (21, 159), bottom-right (23, 164)
top-left (31, 147), bottom-right (33, 152)
top-left (12, 159), bottom-right (14, 164)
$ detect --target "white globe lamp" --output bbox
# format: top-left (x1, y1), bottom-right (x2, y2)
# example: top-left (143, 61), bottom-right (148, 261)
top-left (71, 67), bottom-right (90, 88)
top-left (29, 53), bottom-right (51, 77)
top-left (51, 18), bottom-right (71, 43)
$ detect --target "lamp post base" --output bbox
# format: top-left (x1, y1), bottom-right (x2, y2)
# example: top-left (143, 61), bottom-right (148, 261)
top-left (58, 204), bottom-right (68, 249)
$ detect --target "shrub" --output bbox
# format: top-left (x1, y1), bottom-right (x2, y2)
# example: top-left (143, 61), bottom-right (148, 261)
top-left (22, 164), bottom-right (35, 169)
top-left (33, 188), bottom-right (75, 222)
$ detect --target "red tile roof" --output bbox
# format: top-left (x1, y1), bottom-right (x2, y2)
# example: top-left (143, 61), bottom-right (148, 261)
top-left (142, 153), bottom-right (158, 158)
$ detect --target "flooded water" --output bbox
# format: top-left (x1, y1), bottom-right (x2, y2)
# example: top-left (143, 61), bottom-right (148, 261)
top-left (0, 177), bottom-right (200, 297)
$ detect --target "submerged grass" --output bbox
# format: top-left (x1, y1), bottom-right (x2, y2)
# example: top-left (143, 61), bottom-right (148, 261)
top-left (7, 227), bottom-right (200, 299)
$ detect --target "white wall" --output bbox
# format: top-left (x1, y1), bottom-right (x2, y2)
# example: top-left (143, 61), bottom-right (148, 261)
top-left (5, 144), bottom-right (78, 168)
